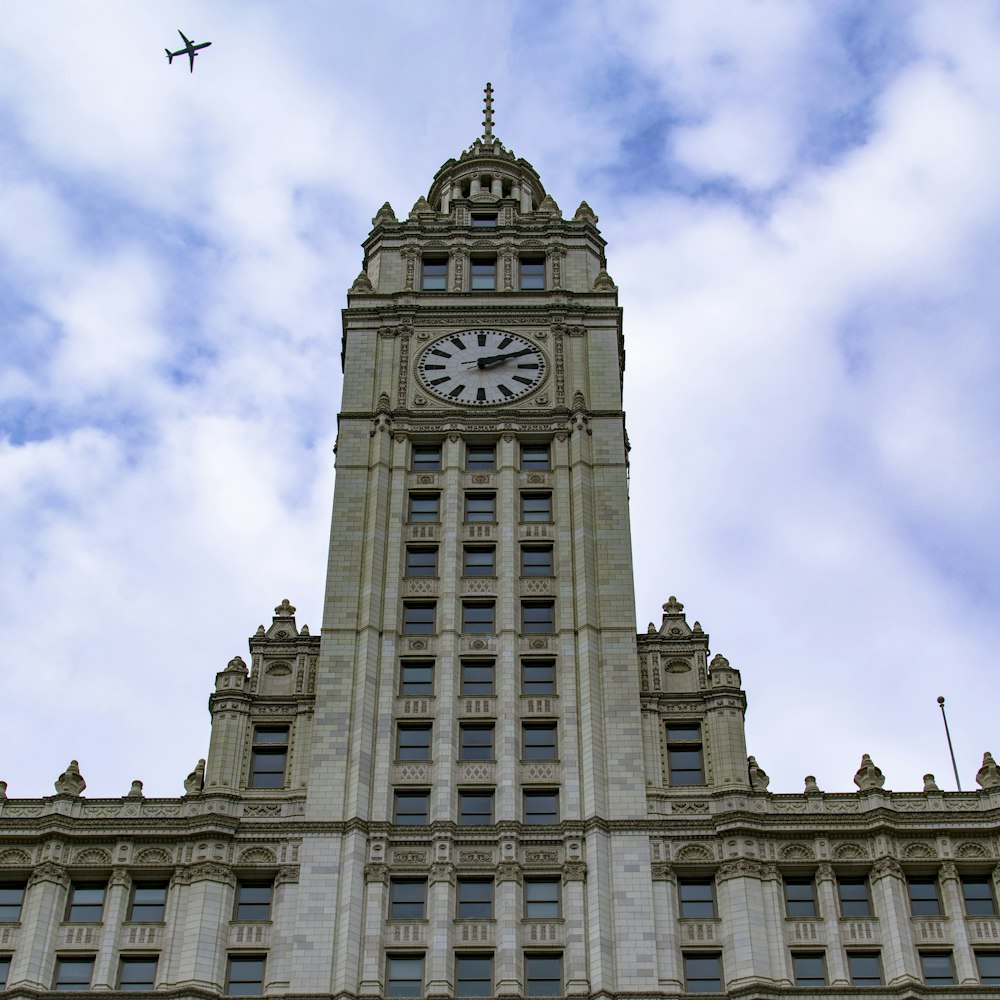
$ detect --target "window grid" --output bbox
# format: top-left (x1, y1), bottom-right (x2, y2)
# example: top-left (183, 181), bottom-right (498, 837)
top-left (408, 493), bottom-right (440, 523)
top-left (461, 660), bottom-right (495, 695)
top-left (976, 951), bottom-right (1000, 985)
top-left (471, 258), bottom-right (497, 290)
top-left (520, 256), bottom-right (545, 290)
top-left (249, 726), bottom-right (289, 789)
top-left (784, 879), bottom-right (817, 918)
top-left (466, 444), bottom-right (496, 470)
top-left (524, 953), bottom-right (561, 997)
top-left (459, 724), bottom-right (494, 761)
top-left (422, 258), bottom-right (447, 291)
top-left (0, 956), bottom-right (9, 991)
top-left (394, 790), bottom-right (430, 825)
top-left (792, 952), bottom-right (827, 987)
top-left (522, 724), bottom-right (558, 761)
top-left (0, 884), bottom-right (25, 923)
top-left (457, 879), bottom-right (494, 919)
top-left (525, 879), bottom-right (560, 918)
top-left (402, 603), bottom-right (436, 635)
top-left (397, 724), bottom-right (432, 762)
top-left (458, 790), bottom-right (494, 825)
top-left (522, 660), bottom-right (555, 695)
top-left (521, 546), bottom-right (553, 577)
top-left (225, 955), bottom-right (266, 996)
top-left (128, 884), bottom-right (167, 922)
top-left (118, 957), bottom-right (158, 991)
top-left (66, 884), bottom-right (106, 923)
top-left (462, 602), bottom-right (495, 634)
top-left (387, 954), bottom-right (424, 998)
top-left (962, 876), bottom-right (997, 916)
top-left (908, 877), bottom-right (942, 916)
top-left (683, 953), bottom-right (722, 993)
top-left (405, 546), bottom-right (438, 578)
top-left (837, 877), bottom-right (871, 917)
top-left (520, 493), bottom-right (552, 522)
top-left (400, 660), bottom-right (433, 696)
top-left (679, 879), bottom-right (716, 919)
top-left (463, 546), bottom-right (495, 577)
top-left (389, 879), bottom-right (427, 920)
top-left (847, 952), bottom-right (883, 986)
top-left (235, 883), bottom-right (273, 921)
top-left (455, 954), bottom-right (493, 998)
top-left (920, 951), bottom-right (955, 985)
top-left (666, 723), bottom-right (704, 786)
top-left (521, 601), bottom-right (554, 634)
top-left (54, 957), bottom-right (95, 991)
top-left (464, 493), bottom-right (496, 523)
top-left (411, 444), bottom-right (442, 471)
top-left (521, 444), bottom-right (551, 470)
top-left (523, 789), bottom-right (559, 824)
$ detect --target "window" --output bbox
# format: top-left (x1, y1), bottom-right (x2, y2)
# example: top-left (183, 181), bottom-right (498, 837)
top-left (521, 546), bottom-right (553, 577)
top-left (792, 953), bottom-right (827, 987)
top-left (405, 546), bottom-right (437, 577)
top-left (400, 660), bottom-right (433, 696)
top-left (411, 444), bottom-right (441, 471)
top-left (463, 546), bottom-right (495, 577)
top-left (471, 257), bottom-right (497, 290)
top-left (466, 443), bottom-right (496, 470)
top-left (683, 953), bottom-right (722, 993)
top-left (118, 957), bottom-right (158, 991)
top-left (0, 883), bottom-right (25, 922)
top-left (521, 601), bottom-right (554, 634)
top-left (422, 257), bottom-right (447, 291)
top-left (464, 493), bottom-right (496, 522)
top-left (0, 956), bottom-right (9, 990)
top-left (394, 790), bottom-right (430, 825)
top-left (387, 955), bottom-right (424, 998)
top-left (389, 879), bottom-right (427, 920)
top-left (848, 953), bottom-right (883, 986)
top-left (460, 724), bottom-right (494, 761)
top-left (461, 660), bottom-right (494, 695)
top-left (524, 953), bottom-right (561, 997)
top-left (455, 954), bottom-right (492, 997)
top-left (908, 877), bottom-right (941, 916)
top-left (679, 879), bottom-right (716, 919)
top-left (521, 493), bottom-right (551, 522)
top-left (462, 602), bottom-right (495, 634)
top-left (471, 213), bottom-right (498, 228)
top-left (402, 603), bottom-right (436, 635)
top-left (523, 789), bottom-right (559, 824)
top-left (408, 493), bottom-right (439, 522)
top-left (458, 790), bottom-right (494, 825)
top-left (521, 444), bottom-right (550, 470)
top-left (525, 879), bottom-right (560, 918)
top-left (522, 724), bottom-right (557, 761)
top-left (838, 877), bottom-right (871, 917)
top-left (457, 879), bottom-right (493, 919)
top-left (128, 884), bottom-right (167, 922)
top-left (666, 724), bottom-right (704, 785)
top-left (249, 726), bottom-right (289, 788)
top-left (522, 660), bottom-right (555, 695)
top-left (784, 878), bottom-right (817, 918)
top-left (225, 955), bottom-right (266, 996)
top-left (963, 876), bottom-right (997, 916)
top-left (520, 256), bottom-right (545, 290)
top-left (976, 951), bottom-right (1000, 985)
top-left (54, 957), bottom-right (95, 991)
top-left (397, 724), bottom-right (432, 761)
top-left (66, 884), bottom-right (106, 922)
top-left (235, 882), bottom-right (273, 921)
top-left (920, 952), bottom-right (955, 985)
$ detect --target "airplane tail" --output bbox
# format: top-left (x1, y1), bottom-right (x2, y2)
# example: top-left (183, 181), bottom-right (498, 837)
top-left (165, 48), bottom-right (173, 64)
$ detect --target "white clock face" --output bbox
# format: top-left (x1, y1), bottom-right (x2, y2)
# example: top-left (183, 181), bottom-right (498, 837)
top-left (415, 330), bottom-right (547, 405)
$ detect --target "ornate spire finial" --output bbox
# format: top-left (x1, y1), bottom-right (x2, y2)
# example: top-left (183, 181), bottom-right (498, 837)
top-left (482, 82), bottom-right (494, 141)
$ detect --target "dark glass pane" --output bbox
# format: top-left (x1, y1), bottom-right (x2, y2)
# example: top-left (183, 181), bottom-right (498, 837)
top-left (0, 884), bottom-right (25, 922)
top-left (412, 446), bottom-right (441, 471)
top-left (522, 603), bottom-right (554, 633)
top-left (463, 604), bottom-right (495, 633)
top-left (387, 956), bottom-right (423, 997)
top-left (793, 954), bottom-right (826, 985)
top-left (456, 954), bottom-right (492, 997)
top-left (921, 953), bottom-right (954, 984)
top-left (406, 548), bottom-right (437, 577)
top-left (471, 214), bottom-right (497, 227)
top-left (226, 957), bottom-right (265, 995)
top-left (668, 747), bottom-right (704, 785)
top-left (521, 445), bottom-right (550, 470)
top-left (457, 880), bottom-right (493, 918)
top-left (465, 494), bottom-right (495, 522)
top-left (400, 662), bottom-right (433, 695)
top-left (390, 880), bottom-right (426, 919)
top-left (464, 548), bottom-right (495, 576)
top-left (460, 726), bottom-right (494, 760)
top-left (68, 885), bottom-right (105, 921)
top-left (521, 548), bottom-right (553, 576)
top-left (848, 954), bottom-right (882, 985)
top-left (0, 957), bottom-right (9, 990)
top-left (520, 258), bottom-right (545, 290)
top-left (459, 793), bottom-right (493, 824)
top-left (684, 954), bottom-right (722, 993)
top-left (466, 445), bottom-right (495, 470)
top-left (785, 880), bottom-right (817, 917)
top-left (522, 662), bottom-right (555, 694)
top-left (55, 958), bottom-right (95, 989)
top-left (130, 885), bottom-right (167, 921)
top-left (908, 879), bottom-right (941, 916)
top-left (963, 878), bottom-right (997, 916)
top-left (397, 726), bottom-right (431, 761)
top-left (525, 955), bottom-right (561, 997)
top-left (236, 884), bottom-right (272, 920)
top-left (250, 748), bottom-right (286, 788)
top-left (408, 495), bottom-right (439, 522)
top-left (461, 661), bottom-right (494, 695)
top-left (524, 792), bottom-right (558, 824)
top-left (422, 259), bottom-right (447, 291)
top-left (666, 724), bottom-right (701, 741)
top-left (977, 951), bottom-right (1000, 984)
top-left (522, 726), bottom-right (557, 760)
top-left (525, 881), bottom-right (559, 918)
top-left (679, 880), bottom-right (715, 918)
top-left (838, 879), bottom-right (871, 916)
top-left (394, 793), bottom-right (429, 824)
top-left (521, 494), bottom-right (551, 521)
top-left (119, 958), bottom-right (158, 990)
top-left (403, 605), bottom-right (435, 635)
top-left (471, 259), bottom-right (496, 290)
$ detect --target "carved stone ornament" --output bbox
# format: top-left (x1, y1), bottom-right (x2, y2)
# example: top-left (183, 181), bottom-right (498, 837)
top-left (650, 863), bottom-right (675, 883)
top-left (870, 857), bottom-right (903, 881)
top-left (109, 867), bottom-right (132, 888)
top-left (372, 202), bottom-right (397, 226)
top-left (746, 756), bottom-right (770, 792)
top-left (977, 751), bottom-right (1000, 790)
top-left (364, 864), bottom-right (389, 884)
top-left (430, 863), bottom-right (455, 885)
top-left (0, 780), bottom-right (6, 799)
top-left (938, 862), bottom-right (959, 882)
top-left (804, 775), bottom-right (822, 795)
top-left (350, 271), bottom-right (374, 294)
top-left (183, 759), bottom-right (206, 795)
top-left (592, 268), bottom-right (616, 291)
top-left (815, 863), bottom-right (834, 883)
top-left (562, 862), bottom-right (587, 883)
top-left (854, 754), bottom-right (886, 791)
top-left (28, 862), bottom-right (70, 889)
top-left (716, 859), bottom-right (765, 882)
top-left (923, 773), bottom-right (941, 792)
top-left (126, 780), bottom-right (144, 799)
top-left (171, 863), bottom-right (236, 887)
top-left (495, 862), bottom-right (522, 884)
top-left (573, 201), bottom-right (598, 225)
top-left (274, 598), bottom-right (296, 618)
top-left (54, 760), bottom-right (86, 796)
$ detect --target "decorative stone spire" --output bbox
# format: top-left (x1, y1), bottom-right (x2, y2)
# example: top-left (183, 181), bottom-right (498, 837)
top-left (482, 81), bottom-right (495, 141)
top-left (747, 756), bottom-right (770, 792)
top-left (976, 751), bottom-right (1000, 790)
top-left (183, 759), bottom-right (205, 795)
top-left (126, 780), bottom-right (144, 799)
top-left (853, 753), bottom-right (885, 791)
top-left (275, 599), bottom-right (296, 618)
top-left (54, 760), bottom-right (86, 796)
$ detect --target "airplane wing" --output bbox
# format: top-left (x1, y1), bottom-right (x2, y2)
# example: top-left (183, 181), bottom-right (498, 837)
top-left (188, 50), bottom-right (196, 72)
top-left (178, 29), bottom-right (193, 46)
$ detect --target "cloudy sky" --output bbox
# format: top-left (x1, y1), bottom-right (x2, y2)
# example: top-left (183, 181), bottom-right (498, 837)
top-left (2, 0), bottom-right (997, 799)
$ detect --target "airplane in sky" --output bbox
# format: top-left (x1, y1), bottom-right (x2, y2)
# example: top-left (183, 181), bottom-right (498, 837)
top-left (165, 30), bottom-right (212, 73)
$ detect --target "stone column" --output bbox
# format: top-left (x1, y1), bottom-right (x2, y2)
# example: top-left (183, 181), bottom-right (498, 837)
top-left (169, 863), bottom-right (236, 990)
top-left (426, 863), bottom-right (455, 997)
top-left (650, 863), bottom-right (681, 991)
top-left (816, 864), bottom-right (848, 985)
top-left (449, 248), bottom-right (467, 293)
top-left (870, 858), bottom-right (919, 986)
top-left (716, 860), bottom-right (773, 988)
top-left (939, 863), bottom-right (977, 983)
top-left (265, 866), bottom-right (299, 993)
top-left (359, 864), bottom-right (388, 996)
top-left (8, 862), bottom-right (70, 990)
top-left (401, 245), bottom-right (419, 293)
top-left (91, 868), bottom-right (131, 989)
top-left (494, 861), bottom-right (521, 997)
top-left (760, 865), bottom-right (788, 985)
top-left (562, 861), bottom-right (589, 995)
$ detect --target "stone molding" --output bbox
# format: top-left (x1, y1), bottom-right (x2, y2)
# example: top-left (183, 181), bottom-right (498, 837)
top-left (28, 861), bottom-right (69, 888)
top-left (170, 862), bottom-right (236, 887)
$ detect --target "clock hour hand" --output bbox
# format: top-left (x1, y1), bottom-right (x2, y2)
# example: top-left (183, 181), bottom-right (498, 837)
top-left (474, 347), bottom-right (535, 369)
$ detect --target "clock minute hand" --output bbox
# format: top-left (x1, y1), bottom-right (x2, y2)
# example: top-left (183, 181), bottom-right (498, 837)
top-left (476, 347), bottom-right (535, 369)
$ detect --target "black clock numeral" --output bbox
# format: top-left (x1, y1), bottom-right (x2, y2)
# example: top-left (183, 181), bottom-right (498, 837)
top-left (512, 375), bottom-right (534, 386)
top-left (498, 337), bottom-right (513, 350)
top-left (476, 388), bottom-right (486, 402)
top-left (430, 376), bottom-right (451, 386)
top-left (431, 349), bottom-right (452, 358)
top-left (423, 364), bottom-right (446, 370)
top-left (451, 336), bottom-right (466, 351)
top-left (498, 384), bottom-right (513, 397)
top-left (517, 363), bottom-right (539, 369)
top-left (449, 384), bottom-right (466, 398)
top-left (477, 334), bottom-right (487, 346)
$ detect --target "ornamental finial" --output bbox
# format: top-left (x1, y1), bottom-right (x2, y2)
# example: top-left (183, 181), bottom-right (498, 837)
top-left (482, 82), bottom-right (494, 141)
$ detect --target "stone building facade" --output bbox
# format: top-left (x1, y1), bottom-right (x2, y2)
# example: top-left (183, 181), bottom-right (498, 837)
top-left (2, 91), bottom-right (999, 1000)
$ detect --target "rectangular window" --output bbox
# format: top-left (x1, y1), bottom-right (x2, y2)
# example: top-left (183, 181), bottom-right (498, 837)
top-left (458, 790), bottom-right (494, 825)
top-left (520, 256), bottom-right (545, 290)
top-left (464, 492), bottom-right (496, 522)
top-left (525, 879), bottom-right (560, 918)
top-left (463, 546), bottom-right (495, 577)
top-left (838, 877), bottom-right (871, 917)
top-left (249, 725), bottom-right (289, 789)
top-left (679, 879), bottom-right (716, 919)
top-left (920, 952), bottom-right (955, 985)
top-left (457, 878), bottom-right (493, 919)
top-left (522, 660), bottom-right (555, 695)
top-left (521, 601), bottom-right (554, 634)
top-left (128, 884), bottom-right (167, 922)
top-left (225, 955), bottom-right (266, 996)
top-left (963, 876), bottom-right (997, 916)
top-left (976, 951), bottom-right (1000, 985)
top-left (54, 957), bottom-right (95, 991)
top-left (393, 790), bottom-right (430, 825)
top-left (683, 953), bottom-right (722, 993)
top-left (235, 882), bottom-right (273, 921)
top-left (466, 443), bottom-right (496, 470)
top-left (523, 789), bottom-right (559, 824)
top-left (666, 723), bottom-right (704, 785)
top-left (405, 546), bottom-right (438, 577)
top-left (422, 257), bottom-right (447, 291)
top-left (455, 954), bottom-right (493, 997)
top-left (522, 724), bottom-right (557, 761)
top-left (908, 877), bottom-right (942, 916)
top-left (66, 884), bottom-right (106, 922)
top-left (521, 444), bottom-right (551, 470)
top-left (462, 602), bottom-right (495, 634)
top-left (792, 953), bottom-right (827, 987)
top-left (408, 493), bottom-right (440, 522)
top-left (459, 724), bottom-right (494, 761)
top-left (521, 546), bottom-right (553, 577)
top-left (784, 878), bottom-right (818, 918)
top-left (520, 492), bottom-right (551, 522)
top-left (411, 444), bottom-right (442, 471)
top-left (471, 257), bottom-right (497, 290)
top-left (0, 883), bottom-right (25, 922)
top-left (118, 957), bottom-right (158, 991)
top-left (471, 213), bottom-right (498, 228)
top-left (389, 879), bottom-right (427, 920)
top-left (524, 953), bottom-right (561, 997)
top-left (847, 952), bottom-right (883, 986)
top-left (387, 955), bottom-right (424, 998)
top-left (397, 724), bottom-right (432, 761)
top-left (400, 660), bottom-right (433, 696)
top-left (0, 956), bottom-right (9, 990)
top-left (402, 603), bottom-right (436, 635)
top-left (461, 660), bottom-right (495, 695)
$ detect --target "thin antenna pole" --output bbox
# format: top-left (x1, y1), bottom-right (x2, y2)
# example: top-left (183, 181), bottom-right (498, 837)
top-left (937, 696), bottom-right (962, 791)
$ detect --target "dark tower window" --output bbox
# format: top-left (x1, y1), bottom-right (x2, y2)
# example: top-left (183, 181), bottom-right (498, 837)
top-left (422, 258), bottom-right (447, 291)
top-left (520, 256), bottom-right (545, 290)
